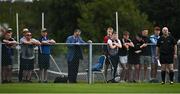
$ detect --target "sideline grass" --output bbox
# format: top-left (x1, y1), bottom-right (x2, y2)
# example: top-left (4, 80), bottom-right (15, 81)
top-left (0, 83), bottom-right (180, 93)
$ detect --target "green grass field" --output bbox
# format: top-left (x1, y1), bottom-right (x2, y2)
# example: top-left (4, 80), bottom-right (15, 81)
top-left (0, 83), bottom-right (180, 93)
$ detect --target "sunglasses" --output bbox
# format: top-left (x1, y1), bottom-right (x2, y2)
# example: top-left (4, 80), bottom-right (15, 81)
top-left (26, 34), bottom-right (32, 36)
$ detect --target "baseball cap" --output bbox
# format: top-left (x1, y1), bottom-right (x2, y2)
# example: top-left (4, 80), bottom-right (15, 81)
top-left (23, 28), bottom-right (29, 32)
top-left (7, 28), bottom-right (12, 31)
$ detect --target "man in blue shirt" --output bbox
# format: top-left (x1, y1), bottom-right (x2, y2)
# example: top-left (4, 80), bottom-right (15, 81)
top-left (149, 26), bottom-right (160, 82)
top-left (38, 28), bottom-right (56, 83)
top-left (66, 29), bottom-right (85, 83)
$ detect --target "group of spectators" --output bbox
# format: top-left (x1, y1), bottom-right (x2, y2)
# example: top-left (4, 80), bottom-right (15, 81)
top-left (0, 26), bottom-right (178, 85)
top-left (103, 26), bottom-right (177, 84)
top-left (1, 27), bottom-right (56, 83)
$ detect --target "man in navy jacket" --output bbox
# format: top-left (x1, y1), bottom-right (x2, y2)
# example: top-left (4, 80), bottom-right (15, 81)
top-left (66, 29), bottom-right (85, 83)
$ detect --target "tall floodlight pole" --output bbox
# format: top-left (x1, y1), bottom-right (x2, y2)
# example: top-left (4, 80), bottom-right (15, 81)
top-left (42, 12), bottom-right (44, 29)
top-left (116, 12), bottom-right (119, 37)
top-left (16, 13), bottom-right (20, 73)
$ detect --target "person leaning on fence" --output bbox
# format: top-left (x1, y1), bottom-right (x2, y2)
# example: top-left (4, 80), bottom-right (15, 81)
top-left (38, 28), bottom-right (56, 83)
top-left (1, 28), bottom-right (17, 83)
top-left (107, 32), bottom-right (122, 82)
top-left (20, 30), bottom-right (41, 82)
top-left (127, 34), bottom-right (143, 83)
top-left (149, 26), bottom-right (160, 83)
top-left (103, 27), bottom-right (113, 80)
top-left (156, 27), bottom-right (177, 85)
top-left (66, 29), bottom-right (86, 83)
top-left (19, 28), bottom-right (29, 82)
top-left (140, 29), bottom-right (152, 82)
top-left (118, 31), bottom-right (134, 82)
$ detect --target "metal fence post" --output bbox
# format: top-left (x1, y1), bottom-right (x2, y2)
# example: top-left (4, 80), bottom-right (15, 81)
top-left (0, 42), bottom-right (2, 84)
top-left (88, 43), bottom-right (92, 84)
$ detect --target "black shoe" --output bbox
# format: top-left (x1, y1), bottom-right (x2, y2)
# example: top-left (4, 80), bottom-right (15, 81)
top-left (2, 80), bottom-right (8, 83)
top-left (133, 80), bottom-right (137, 83)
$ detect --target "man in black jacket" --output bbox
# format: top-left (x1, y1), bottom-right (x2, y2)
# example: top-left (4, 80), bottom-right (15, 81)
top-left (157, 27), bottom-right (177, 84)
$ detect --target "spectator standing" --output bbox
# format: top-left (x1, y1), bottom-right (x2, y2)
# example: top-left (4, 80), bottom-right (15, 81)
top-left (103, 27), bottom-right (113, 81)
top-left (140, 29), bottom-right (152, 82)
top-left (107, 32), bottom-right (122, 82)
top-left (118, 31), bottom-right (134, 82)
top-left (19, 28), bottom-right (29, 82)
top-left (38, 28), bottom-right (56, 83)
top-left (149, 26), bottom-right (160, 82)
top-left (127, 34), bottom-right (142, 82)
top-left (1, 28), bottom-right (17, 83)
top-left (66, 29), bottom-right (85, 83)
top-left (20, 30), bottom-right (40, 82)
top-left (157, 27), bottom-right (177, 84)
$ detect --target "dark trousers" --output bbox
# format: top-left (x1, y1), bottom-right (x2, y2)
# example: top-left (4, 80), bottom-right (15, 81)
top-left (68, 58), bottom-right (80, 83)
top-left (109, 55), bottom-right (119, 79)
top-left (18, 58), bottom-right (23, 82)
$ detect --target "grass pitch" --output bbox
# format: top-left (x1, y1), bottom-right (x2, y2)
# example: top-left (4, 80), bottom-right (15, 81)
top-left (0, 83), bottom-right (180, 93)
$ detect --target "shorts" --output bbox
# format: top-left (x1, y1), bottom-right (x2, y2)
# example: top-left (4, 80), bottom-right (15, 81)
top-left (128, 55), bottom-right (140, 65)
top-left (2, 56), bottom-right (13, 66)
top-left (140, 56), bottom-right (151, 65)
top-left (21, 58), bottom-right (34, 70)
top-left (160, 55), bottom-right (173, 64)
top-left (38, 54), bottom-right (50, 70)
top-left (119, 56), bottom-right (128, 64)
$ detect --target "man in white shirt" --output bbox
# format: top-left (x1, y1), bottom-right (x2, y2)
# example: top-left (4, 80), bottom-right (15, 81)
top-left (107, 32), bottom-right (122, 82)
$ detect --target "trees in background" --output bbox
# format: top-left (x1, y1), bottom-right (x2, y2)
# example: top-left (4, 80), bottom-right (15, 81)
top-left (136, 0), bottom-right (180, 39)
top-left (78, 0), bottom-right (152, 42)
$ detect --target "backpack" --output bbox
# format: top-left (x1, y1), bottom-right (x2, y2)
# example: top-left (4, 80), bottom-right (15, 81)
top-left (54, 75), bottom-right (68, 83)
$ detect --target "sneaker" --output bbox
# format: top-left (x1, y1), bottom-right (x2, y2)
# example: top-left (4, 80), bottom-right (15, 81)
top-left (2, 80), bottom-right (8, 83)
top-left (133, 80), bottom-right (137, 83)
top-left (161, 81), bottom-right (165, 85)
top-left (170, 81), bottom-right (174, 85)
